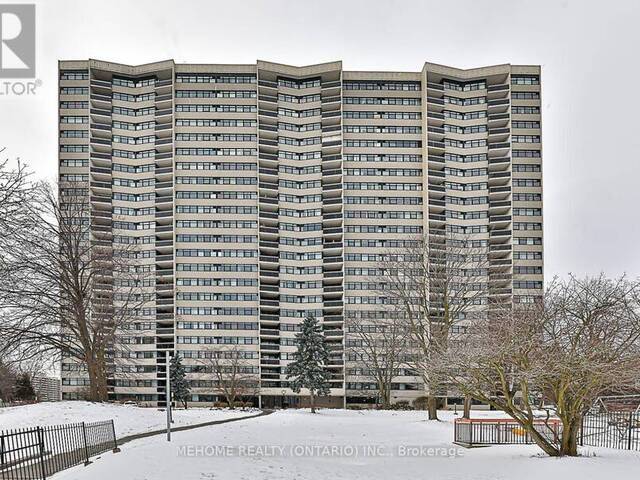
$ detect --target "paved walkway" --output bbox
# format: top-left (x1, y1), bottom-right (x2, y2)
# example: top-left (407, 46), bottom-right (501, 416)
top-left (118, 409), bottom-right (273, 446)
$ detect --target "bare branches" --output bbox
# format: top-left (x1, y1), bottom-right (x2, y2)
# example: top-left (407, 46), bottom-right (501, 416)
top-left (0, 148), bottom-right (34, 237)
top-left (376, 233), bottom-right (489, 417)
top-left (346, 308), bottom-right (414, 407)
top-left (442, 275), bottom-right (640, 456)
top-left (0, 180), bottom-right (148, 401)
top-left (199, 346), bottom-right (259, 409)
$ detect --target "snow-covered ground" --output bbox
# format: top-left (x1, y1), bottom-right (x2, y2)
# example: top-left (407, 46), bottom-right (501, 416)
top-left (0, 401), bottom-right (258, 437)
top-left (52, 409), bottom-right (640, 480)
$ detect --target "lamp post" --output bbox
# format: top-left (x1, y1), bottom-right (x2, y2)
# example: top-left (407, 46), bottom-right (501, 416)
top-left (281, 389), bottom-right (286, 409)
top-left (166, 350), bottom-right (172, 441)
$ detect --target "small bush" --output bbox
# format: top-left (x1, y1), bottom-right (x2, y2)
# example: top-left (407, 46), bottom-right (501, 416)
top-left (413, 396), bottom-right (429, 410)
top-left (347, 405), bottom-right (364, 410)
top-left (212, 401), bottom-right (228, 408)
top-left (387, 401), bottom-right (414, 411)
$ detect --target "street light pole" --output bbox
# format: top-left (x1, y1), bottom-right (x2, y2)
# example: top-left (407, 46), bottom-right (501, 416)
top-left (166, 350), bottom-right (172, 442)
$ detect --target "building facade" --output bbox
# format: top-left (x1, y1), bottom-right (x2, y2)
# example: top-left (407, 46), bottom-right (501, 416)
top-left (32, 376), bottom-right (62, 402)
top-left (58, 59), bottom-right (543, 407)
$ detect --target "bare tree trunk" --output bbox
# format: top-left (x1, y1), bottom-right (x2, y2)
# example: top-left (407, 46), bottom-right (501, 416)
top-left (427, 395), bottom-right (438, 420)
top-left (527, 423), bottom-right (561, 457)
top-left (560, 419), bottom-right (580, 456)
top-left (310, 391), bottom-right (316, 413)
top-left (86, 357), bottom-right (108, 402)
top-left (381, 385), bottom-right (391, 409)
top-left (463, 395), bottom-right (472, 419)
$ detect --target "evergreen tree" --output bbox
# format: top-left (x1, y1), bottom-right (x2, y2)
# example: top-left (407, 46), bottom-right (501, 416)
top-left (286, 314), bottom-right (331, 413)
top-left (170, 354), bottom-right (190, 409)
top-left (14, 373), bottom-right (35, 401)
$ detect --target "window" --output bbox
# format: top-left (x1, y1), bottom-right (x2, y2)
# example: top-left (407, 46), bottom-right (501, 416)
top-left (512, 135), bottom-right (540, 143)
top-left (443, 80), bottom-right (486, 91)
top-left (514, 237), bottom-right (542, 245)
top-left (60, 116), bottom-right (88, 124)
top-left (343, 81), bottom-right (420, 91)
top-left (175, 105), bottom-right (256, 113)
top-left (513, 150), bottom-right (541, 158)
top-left (511, 76), bottom-right (539, 85)
top-left (112, 77), bottom-right (155, 88)
top-left (60, 87), bottom-right (88, 95)
top-left (60, 145), bottom-right (88, 153)
top-left (60, 159), bottom-right (88, 167)
top-left (512, 92), bottom-right (540, 100)
top-left (345, 154), bottom-right (421, 163)
top-left (176, 119), bottom-right (256, 127)
top-left (176, 74), bottom-right (256, 84)
top-left (514, 280), bottom-right (543, 289)
top-left (344, 97), bottom-right (420, 106)
top-left (444, 110), bottom-right (486, 121)
top-left (277, 77), bottom-right (321, 89)
top-left (343, 111), bottom-right (421, 120)
top-left (512, 106), bottom-right (540, 114)
top-left (176, 148), bottom-right (256, 156)
top-left (444, 96), bottom-right (485, 106)
top-left (60, 130), bottom-right (88, 138)
top-left (176, 90), bottom-right (255, 98)
top-left (513, 164), bottom-right (541, 173)
top-left (345, 140), bottom-right (421, 148)
top-left (60, 71), bottom-right (88, 80)
top-left (512, 121), bottom-right (540, 129)
top-left (513, 179), bottom-right (541, 187)
top-left (514, 222), bottom-right (542, 230)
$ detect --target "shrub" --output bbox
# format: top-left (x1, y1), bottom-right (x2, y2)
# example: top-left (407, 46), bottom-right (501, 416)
top-left (386, 401), bottom-right (414, 411)
top-left (413, 396), bottom-right (429, 410)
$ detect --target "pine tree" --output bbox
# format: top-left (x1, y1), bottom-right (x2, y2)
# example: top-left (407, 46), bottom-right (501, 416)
top-left (286, 314), bottom-right (331, 413)
top-left (170, 354), bottom-right (190, 409)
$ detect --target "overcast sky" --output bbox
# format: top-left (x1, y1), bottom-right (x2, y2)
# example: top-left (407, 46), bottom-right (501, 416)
top-left (1, 0), bottom-right (639, 280)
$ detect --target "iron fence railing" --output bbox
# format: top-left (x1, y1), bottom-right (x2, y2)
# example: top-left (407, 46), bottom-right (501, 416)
top-left (454, 417), bottom-right (561, 447)
top-left (454, 411), bottom-right (640, 452)
top-left (581, 410), bottom-right (640, 451)
top-left (0, 420), bottom-right (118, 479)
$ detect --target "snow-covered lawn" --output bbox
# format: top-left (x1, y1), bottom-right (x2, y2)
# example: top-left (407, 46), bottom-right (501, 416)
top-left (51, 409), bottom-right (640, 480)
top-left (0, 401), bottom-right (258, 437)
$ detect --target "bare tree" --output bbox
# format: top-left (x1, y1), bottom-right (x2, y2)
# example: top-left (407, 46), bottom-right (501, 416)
top-left (346, 307), bottom-right (414, 408)
top-left (0, 181), bottom-right (147, 401)
top-left (441, 275), bottom-right (640, 456)
top-left (377, 234), bottom-right (489, 419)
top-left (200, 346), bottom-right (259, 409)
top-left (0, 148), bottom-right (33, 236)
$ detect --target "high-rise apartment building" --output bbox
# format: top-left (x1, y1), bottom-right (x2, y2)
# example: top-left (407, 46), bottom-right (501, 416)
top-left (58, 59), bottom-right (543, 407)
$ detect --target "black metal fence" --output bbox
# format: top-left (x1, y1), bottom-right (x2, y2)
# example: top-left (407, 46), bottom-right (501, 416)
top-left (454, 411), bottom-right (640, 452)
top-left (581, 410), bottom-right (640, 451)
top-left (0, 420), bottom-right (118, 479)
top-left (454, 418), bottom-right (561, 447)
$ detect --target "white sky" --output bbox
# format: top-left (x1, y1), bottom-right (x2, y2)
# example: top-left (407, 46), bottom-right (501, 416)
top-left (1, 0), bottom-right (639, 280)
